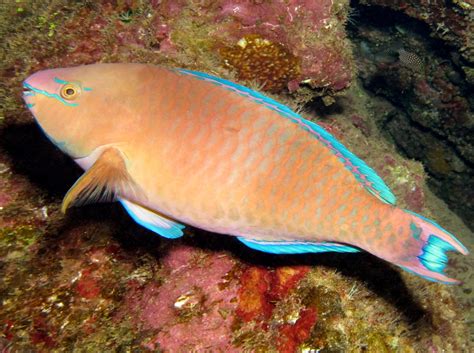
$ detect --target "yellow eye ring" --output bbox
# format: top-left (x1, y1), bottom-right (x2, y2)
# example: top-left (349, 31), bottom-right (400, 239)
top-left (60, 83), bottom-right (80, 100)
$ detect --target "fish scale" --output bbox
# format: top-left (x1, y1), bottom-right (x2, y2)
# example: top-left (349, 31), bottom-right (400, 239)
top-left (22, 63), bottom-right (468, 283)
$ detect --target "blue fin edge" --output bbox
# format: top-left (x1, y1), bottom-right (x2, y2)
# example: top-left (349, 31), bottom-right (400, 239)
top-left (398, 265), bottom-right (457, 285)
top-left (119, 199), bottom-right (185, 239)
top-left (177, 69), bottom-right (396, 205)
top-left (404, 209), bottom-right (468, 253)
top-left (237, 237), bottom-right (360, 254)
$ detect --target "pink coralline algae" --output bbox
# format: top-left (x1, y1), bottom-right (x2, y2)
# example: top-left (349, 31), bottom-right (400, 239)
top-left (151, 0), bottom-right (354, 93)
top-left (219, 0), bottom-right (332, 26)
top-left (215, 0), bottom-right (353, 92)
top-left (122, 245), bottom-right (241, 352)
top-left (119, 247), bottom-right (312, 351)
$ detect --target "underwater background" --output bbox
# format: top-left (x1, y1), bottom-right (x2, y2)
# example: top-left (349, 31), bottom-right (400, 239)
top-left (0, 0), bottom-right (473, 352)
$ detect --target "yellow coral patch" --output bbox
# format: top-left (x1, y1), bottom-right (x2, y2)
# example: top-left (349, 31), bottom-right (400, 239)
top-left (220, 34), bottom-right (300, 93)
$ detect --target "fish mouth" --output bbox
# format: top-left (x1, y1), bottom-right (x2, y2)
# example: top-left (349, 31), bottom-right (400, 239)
top-left (22, 82), bottom-right (36, 109)
top-left (22, 82), bottom-right (36, 97)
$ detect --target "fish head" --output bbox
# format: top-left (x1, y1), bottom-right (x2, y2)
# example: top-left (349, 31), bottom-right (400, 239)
top-left (22, 64), bottom-right (146, 159)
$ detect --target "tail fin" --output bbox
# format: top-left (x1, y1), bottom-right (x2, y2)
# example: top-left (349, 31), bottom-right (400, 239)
top-left (399, 210), bottom-right (469, 284)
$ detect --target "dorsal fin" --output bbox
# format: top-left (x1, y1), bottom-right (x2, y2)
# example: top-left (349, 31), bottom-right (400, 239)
top-left (177, 69), bottom-right (396, 205)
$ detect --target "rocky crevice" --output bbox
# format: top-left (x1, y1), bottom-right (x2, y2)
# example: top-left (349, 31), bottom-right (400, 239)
top-left (348, 1), bottom-right (474, 229)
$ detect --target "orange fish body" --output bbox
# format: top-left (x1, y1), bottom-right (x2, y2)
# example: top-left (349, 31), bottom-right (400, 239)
top-left (23, 64), bottom-right (468, 283)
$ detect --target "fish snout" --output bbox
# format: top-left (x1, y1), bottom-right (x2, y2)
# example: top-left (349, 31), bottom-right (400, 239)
top-left (22, 80), bottom-right (37, 109)
top-left (22, 70), bottom-right (57, 109)
top-left (23, 70), bottom-right (51, 92)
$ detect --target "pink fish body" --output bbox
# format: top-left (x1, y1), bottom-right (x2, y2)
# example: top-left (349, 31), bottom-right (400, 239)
top-left (22, 63), bottom-right (468, 283)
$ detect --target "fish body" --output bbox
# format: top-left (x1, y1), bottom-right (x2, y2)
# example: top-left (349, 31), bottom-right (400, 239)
top-left (22, 63), bottom-right (468, 283)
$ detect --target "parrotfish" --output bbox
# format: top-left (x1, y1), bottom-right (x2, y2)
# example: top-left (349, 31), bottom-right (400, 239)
top-left (22, 63), bottom-right (468, 284)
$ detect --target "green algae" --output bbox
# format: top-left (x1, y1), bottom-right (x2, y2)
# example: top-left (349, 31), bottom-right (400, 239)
top-left (0, 1), bottom-right (75, 122)
top-left (365, 332), bottom-right (392, 353)
top-left (232, 322), bottom-right (276, 353)
top-left (310, 328), bottom-right (348, 353)
top-left (302, 285), bottom-right (344, 321)
top-left (169, 7), bottom-right (221, 67)
top-left (0, 226), bottom-right (41, 250)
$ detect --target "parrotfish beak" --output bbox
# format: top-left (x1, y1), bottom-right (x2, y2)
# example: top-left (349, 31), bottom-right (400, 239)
top-left (22, 79), bottom-right (36, 110)
top-left (22, 70), bottom-right (70, 151)
top-left (24, 69), bottom-right (56, 90)
top-left (22, 71), bottom-right (46, 111)
top-left (22, 69), bottom-right (64, 111)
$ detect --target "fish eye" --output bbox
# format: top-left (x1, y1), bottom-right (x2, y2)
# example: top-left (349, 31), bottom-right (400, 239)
top-left (60, 83), bottom-right (80, 100)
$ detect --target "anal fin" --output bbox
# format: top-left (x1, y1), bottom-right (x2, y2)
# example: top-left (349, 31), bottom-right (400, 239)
top-left (237, 237), bottom-right (360, 254)
top-left (120, 199), bottom-right (185, 239)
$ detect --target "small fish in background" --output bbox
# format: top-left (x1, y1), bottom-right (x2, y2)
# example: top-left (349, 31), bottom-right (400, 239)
top-left (398, 48), bottom-right (425, 73)
top-left (22, 63), bottom-right (468, 284)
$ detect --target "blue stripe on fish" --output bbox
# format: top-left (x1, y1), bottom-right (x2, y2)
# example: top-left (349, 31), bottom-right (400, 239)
top-left (54, 77), bottom-right (69, 85)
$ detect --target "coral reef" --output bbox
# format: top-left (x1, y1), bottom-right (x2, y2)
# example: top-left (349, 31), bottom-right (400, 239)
top-left (219, 34), bottom-right (301, 93)
top-left (0, 0), bottom-right (472, 352)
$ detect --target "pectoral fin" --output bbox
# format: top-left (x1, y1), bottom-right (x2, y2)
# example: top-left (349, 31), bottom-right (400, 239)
top-left (61, 147), bottom-right (142, 213)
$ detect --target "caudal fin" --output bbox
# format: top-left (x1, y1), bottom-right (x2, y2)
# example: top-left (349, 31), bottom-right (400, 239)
top-left (398, 210), bottom-right (469, 284)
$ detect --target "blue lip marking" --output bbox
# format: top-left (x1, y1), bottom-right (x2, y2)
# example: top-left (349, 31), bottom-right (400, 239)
top-left (23, 82), bottom-right (79, 107)
top-left (26, 103), bottom-right (35, 108)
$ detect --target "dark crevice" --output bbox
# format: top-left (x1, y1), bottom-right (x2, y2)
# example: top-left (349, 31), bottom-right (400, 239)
top-left (380, 107), bottom-right (474, 171)
top-left (347, 1), bottom-right (474, 230)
